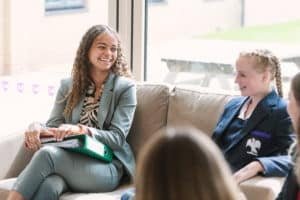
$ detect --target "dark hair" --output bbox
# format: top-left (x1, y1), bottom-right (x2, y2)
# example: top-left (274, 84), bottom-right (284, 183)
top-left (291, 72), bottom-right (300, 136)
top-left (290, 73), bottom-right (300, 184)
top-left (63, 24), bottom-right (132, 117)
top-left (135, 127), bottom-right (240, 200)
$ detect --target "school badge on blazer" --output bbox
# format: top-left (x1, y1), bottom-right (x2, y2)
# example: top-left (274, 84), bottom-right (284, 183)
top-left (246, 137), bottom-right (261, 156)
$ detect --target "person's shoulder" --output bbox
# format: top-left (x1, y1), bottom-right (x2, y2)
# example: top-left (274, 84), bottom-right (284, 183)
top-left (265, 89), bottom-right (287, 107)
top-left (267, 91), bottom-right (288, 110)
top-left (60, 77), bottom-right (72, 85)
top-left (114, 75), bottom-right (136, 89)
top-left (264, 92), bottom-right (289, 117)
top-left (56, 77), bottom-right (72, 94)
top-left (115, 75), bottom-right (135, 85)
top-left (276, 95), bottom-right (287, 106)
top-left (221, 96), bottom-right (245, 112)
top-left (274, 99), bottom-right (289, 117)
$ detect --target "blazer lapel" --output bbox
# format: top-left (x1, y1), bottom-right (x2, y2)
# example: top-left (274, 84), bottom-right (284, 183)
top-left (70, 96), bottom-right (84, 124)
top-left (98, 72), bottom-right (115, 129)
top-left (224, 90), bottom-right (277, 153)
top-left (213, 98), bottom-right (246, 140)
top-left (225, 107), bottom-right (268, 153)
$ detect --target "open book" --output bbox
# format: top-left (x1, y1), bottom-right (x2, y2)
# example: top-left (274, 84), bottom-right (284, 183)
top-left (40, 134), bottom-right (113, 162)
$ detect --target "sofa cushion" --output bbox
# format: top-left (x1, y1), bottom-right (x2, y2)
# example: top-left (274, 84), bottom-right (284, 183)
top-left (128, 83), bottom-right (172, 156)
top-left (0, 189), bottom-right (8, 200)
top-left (0, 178), bottom-right (15, 200)
top-left (240, 176), bottom-right (284, 200)
top-left (167, 87), bottom-right (234, 136)
top-left (60, 187), bottom-right (130, 200)
top-left (0, 178), bottom-right (131, 200)
top-left (0, 178), bottom-right (15, 190)
top-left (0, 175), bottom-right (283, 200)
top-left (0, 133), bottom-right (34, 180)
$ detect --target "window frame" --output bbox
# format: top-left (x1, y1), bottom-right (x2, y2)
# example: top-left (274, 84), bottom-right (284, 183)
top-left (117, 0), bottom-right (146, 81)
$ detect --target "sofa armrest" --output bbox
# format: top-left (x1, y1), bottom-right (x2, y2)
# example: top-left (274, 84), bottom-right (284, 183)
top-left (240, 176), bottom-right (284, 200)
top-left (0, 131), bottom-right (34, 180)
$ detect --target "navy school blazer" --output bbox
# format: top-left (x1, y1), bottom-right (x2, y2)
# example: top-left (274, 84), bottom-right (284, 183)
top-left (212, 90), bottom-right (295, 176)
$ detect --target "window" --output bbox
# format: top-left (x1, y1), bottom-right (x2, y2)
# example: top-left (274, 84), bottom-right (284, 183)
top-left (148, 0), bottom-right (167, 3)
top-left (145, 0), bottom-right (300, 96)
top-left (45, 0), bottom-right (86, 13)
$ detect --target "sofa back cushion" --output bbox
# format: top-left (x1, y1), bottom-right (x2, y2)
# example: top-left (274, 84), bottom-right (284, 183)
top-left (127, 83), bottom-right (172, 156)
top-left (167, 87), bottom-right (234, 136)
top-left (0, 133), bottom-right (34, 179)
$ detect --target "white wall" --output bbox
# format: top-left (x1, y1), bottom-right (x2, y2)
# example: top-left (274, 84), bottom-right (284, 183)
top-left (0, 1), bottom-right (3, 74)
top-left (3, 0), bottom-right (108, 75)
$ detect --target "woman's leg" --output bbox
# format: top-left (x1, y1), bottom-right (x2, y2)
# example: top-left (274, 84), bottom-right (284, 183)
top-left (32, 175), bottom-right (68, 200)
top-left (12, 145), bottom-right (123, 199)
top-left (56, 151), bottom-right (124, 192)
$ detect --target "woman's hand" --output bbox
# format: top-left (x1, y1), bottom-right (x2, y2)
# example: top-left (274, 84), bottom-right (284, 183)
top-left (51, 124), bottom-right (87, 141)
top-left (25, 122), bottom-right (53, 151)
top-left (233, 161), bottom-right (264, 184)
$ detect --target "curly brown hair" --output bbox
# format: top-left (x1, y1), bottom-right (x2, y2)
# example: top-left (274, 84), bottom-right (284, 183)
top-left (239, 49), bottom-right (283, 97)
top-left (63, 24), bottom-right (132, 118)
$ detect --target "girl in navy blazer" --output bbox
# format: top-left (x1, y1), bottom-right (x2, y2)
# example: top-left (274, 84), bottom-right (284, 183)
top-left (212, 49), bottom-right (294, 184)
top-left (276, 72), bottom-right (300, 200)
top-left (7, 25), bottom-right (137, 200)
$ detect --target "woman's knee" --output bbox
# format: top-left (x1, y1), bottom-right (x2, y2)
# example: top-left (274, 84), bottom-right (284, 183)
top-left (33, 146), bottom-right (62, 164)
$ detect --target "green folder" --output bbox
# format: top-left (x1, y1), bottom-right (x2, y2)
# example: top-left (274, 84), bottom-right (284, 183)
top-left (42, 134), bottom-right (113, 163)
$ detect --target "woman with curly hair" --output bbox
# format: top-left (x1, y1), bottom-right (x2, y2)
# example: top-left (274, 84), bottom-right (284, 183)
top-left (7, 24), bottom-right (137, 200)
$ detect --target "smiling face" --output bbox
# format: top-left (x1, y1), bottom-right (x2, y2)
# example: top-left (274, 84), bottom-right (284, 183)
top-left (234, 56), bottom-right (271, 97)
top-left (88, 32), bottom-right (118, 74)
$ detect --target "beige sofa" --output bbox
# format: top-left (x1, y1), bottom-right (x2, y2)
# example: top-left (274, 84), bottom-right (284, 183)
top-left (0, 83), bottom-right (285, 200)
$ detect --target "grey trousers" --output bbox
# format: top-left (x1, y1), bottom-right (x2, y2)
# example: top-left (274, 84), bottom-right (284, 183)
top-left (12, 145), bottom-right (123, 200)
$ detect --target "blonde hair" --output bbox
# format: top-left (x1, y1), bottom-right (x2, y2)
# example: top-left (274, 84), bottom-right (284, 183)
top-left (135, 127), bottom-right (241, 200)
top-left (239, 49), bottom-right (283, 97)
top-left (63, 25), bottom-right (132, 118)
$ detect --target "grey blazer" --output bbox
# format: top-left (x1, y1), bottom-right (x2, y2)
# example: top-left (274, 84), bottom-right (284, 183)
top-left (46, 72), bottom-right (137, 180)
